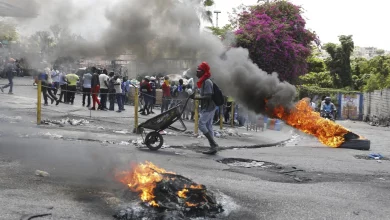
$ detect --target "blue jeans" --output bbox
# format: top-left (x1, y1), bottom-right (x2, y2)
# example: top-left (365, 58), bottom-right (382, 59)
top-left (199, 109), bottom-right (216, 136)
top-left (116, 94), bottom-right (123, 111)
top-left (2, 77), bottom-right (13, 93)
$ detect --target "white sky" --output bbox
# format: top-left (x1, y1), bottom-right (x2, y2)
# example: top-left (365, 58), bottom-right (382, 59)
top-left (211, 0), bottom-right (389, 50)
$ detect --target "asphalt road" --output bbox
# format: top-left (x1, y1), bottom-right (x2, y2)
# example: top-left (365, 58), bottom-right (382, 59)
top-left (1, 78), bottom-right (390, 220)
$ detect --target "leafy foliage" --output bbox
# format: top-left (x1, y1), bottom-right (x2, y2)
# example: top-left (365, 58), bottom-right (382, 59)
top-left (359, 55), bottom-right (390, 92)
top-left (234, 0), bottom-right (318, 82)
top-left (299, 71), bottom-right (335, 88)
top-left (323, 35), bottom-right (354, 88)
top-left (206, 24), bottom-right (234, 38)
top-left (0, 20), bottom-right (18, 41)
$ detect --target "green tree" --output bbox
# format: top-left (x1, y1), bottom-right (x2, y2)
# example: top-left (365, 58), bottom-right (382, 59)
top-left (299, 71), bottom-right (335, 88)
top-left (201, 0), bottom-right (215, 23)
top-left (0, 20), bottom-right (18, 41)
top-left (206, 24), bottom-right (234, 38)
top-left (324, 35), bottom-right (354, 88)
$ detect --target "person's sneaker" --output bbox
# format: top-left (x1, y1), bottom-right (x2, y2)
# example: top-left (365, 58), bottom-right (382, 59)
top-left (121, 108), bottom-right (125, 111)
top-left (89, 107), bottom-right (96, 110)
top-left (44, 103), bottom-right (49, 106)
top-left (140, 112), bottom-right (147, 115)
top-left (51, 99), bottom-right (54, 104)
top-left (8, 92), bottom-right (13, 95)
top-left (0, 88), bottom-right (3, 93)
top-left (150, 111), bottom-right (155, 114)
top-left (86, 105), bottom-right (90, 108)
top-left (56, 100), bottom-right (60, 106)
top-left (202, 148), bottom-right (217, 155)
top-left (109, 109), bottom-right (114, 111)
top-left (116, 110), bottom-right (121, 113)
top-left (82, 104), bottom-right (85, 107)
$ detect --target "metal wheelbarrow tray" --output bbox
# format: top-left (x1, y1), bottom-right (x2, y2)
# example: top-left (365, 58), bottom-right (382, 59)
top-left (138, 97), bottom-right (190, 151)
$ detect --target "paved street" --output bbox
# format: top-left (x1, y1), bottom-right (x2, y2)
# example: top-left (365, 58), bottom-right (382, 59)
top-left (1, 78), bottom-right (390, 220)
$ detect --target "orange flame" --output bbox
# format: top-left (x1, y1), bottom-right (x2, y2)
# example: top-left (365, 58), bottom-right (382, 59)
top-left (272, 100), bottom-right (349, 147)
top-left (177, 188), bottom-right (189, 198)
top-left (185, 202), bottom-right (198, 207)
top-left (115, 161), bottom-right (174, 207)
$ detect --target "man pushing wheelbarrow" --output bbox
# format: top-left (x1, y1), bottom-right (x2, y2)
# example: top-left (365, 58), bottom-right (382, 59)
top-left (137, 62), bottom-right (223, 155)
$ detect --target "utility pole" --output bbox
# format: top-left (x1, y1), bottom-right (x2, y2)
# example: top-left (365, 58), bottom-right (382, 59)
top-left (214, 10), bottom-right (221, 28)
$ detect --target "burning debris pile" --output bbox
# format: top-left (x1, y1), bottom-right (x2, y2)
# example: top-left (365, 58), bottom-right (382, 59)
top-left (114, 162), bottom-right (223, 219)
top-left (270, 99), bottom-right (370, 150)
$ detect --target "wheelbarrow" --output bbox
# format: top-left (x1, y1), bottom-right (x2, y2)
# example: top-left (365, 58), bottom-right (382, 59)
top-left (137, 96), bottom-right (191, 151)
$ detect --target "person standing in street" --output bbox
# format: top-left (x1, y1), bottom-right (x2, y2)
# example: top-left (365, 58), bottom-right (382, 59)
top-left (38, 69), bottom-right (52, 106)
top-left (121, 76), bottom-right (128, 110)
top-left (149, 76), bottom-right (157, 114)
top-left (46, 68), bottom-right (58, 104)
top-left (57, 69), bottom-right (68, 104)
top-left (82, 69), bottom-right (92, 107)
top-left (161, 76), bottom-right (171, 113)
top-left (65, 71), bottom-right (79, 105)
top-left (90, 67), bottom-right (101, 110)
top-left (140, 77), bottom-right (152, 115)
top-left (190, 62), bottom-right (218, 155)
top-left (51, 69), bottom-right (60, 95)
top-left (1, 58), bottom-right (16, 94)
top-left (114, 75), bottom-right (123, 113)
top-left (99, 69), bottom-right (109, 110)
top-left (108, 71), bottom-right (116, 111)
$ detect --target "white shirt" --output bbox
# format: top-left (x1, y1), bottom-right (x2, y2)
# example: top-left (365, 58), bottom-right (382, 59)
top-left (99, 74), bottom-right (109, 89)
top-left (114, 78), bottom-right (122, 93)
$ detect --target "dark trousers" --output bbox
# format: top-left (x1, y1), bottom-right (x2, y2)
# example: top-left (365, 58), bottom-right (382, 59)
top-left (68, 85), bottom-right (76, 104)
top-left (100, 88), bottom-right (108, 109)
top-left (141, 96), bottom-right (150, 114)
top-left (224, 102), bottom-right (232, 122)
top-left (53, 82), bottom-right (60, 95)
top-left (121, 94), bottom-right (126, 110)
top-left (116, 94), bottom-right (123, 111)
top-left (41, 83), bottom-right (49, 104)
top-left (161, 97), bottom-right (171, 113)
top-left (59, 84), bottom-right (68, 103)
top-left (82, 87), bottom-right (91, 106)
top-left (47, 87), bottom-right (57, 101)
top-left (2, 77), bottom-right (13, 93)
top-left (109, 92), bottom-right (116, 110)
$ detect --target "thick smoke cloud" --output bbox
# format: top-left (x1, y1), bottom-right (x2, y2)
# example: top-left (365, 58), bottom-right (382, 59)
top-left (15, 0), bottom-right (297, 114)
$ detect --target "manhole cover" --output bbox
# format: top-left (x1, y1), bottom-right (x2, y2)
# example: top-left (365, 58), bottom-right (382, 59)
top-left (217, 158), bottom-right (275, 168)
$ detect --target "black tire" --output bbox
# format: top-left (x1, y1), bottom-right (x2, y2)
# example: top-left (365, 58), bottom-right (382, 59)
top-left (145, 132), bottom-right (164, 151)
top-left (339, 139), bottom-right (370, 151)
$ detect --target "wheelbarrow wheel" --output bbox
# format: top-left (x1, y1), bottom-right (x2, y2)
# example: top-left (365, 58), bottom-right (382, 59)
top-left (145, 132), bottom-right (164, 151)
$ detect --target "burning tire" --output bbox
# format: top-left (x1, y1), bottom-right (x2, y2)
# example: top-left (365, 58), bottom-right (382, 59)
top-left (339, 139), bottom-right (370, 151)
top-left (145, 132), bottom-right (164, 151)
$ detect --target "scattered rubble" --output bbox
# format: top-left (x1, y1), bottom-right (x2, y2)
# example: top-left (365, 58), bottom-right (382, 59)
top-left (41, 118), bottom-right (89, 126)
top-left (39, 132), bottom-right (63, 139)
top-left (114, 130), bottom-right (130, 134)
top-left (35, 170), bottom-right (50, 177)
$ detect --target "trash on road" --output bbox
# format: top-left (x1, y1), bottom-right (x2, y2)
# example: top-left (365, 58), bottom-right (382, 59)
top-left (114, 161), bottom-right (223, 219)
top-left (41, 118), bottom-right (89, 126)
top-left (114, 130), bottom-right (130, 134)
top-left (35, 170), bottom-right (50, 177)
top-left (368, 153), bottom-right (383, 160)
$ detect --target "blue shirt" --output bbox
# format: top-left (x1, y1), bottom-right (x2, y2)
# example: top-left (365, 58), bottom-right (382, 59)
top-left (59, 72), bottom-right (66, 85)
top-left (83, 73), bottom-right (92, 88)
top-left (52, 71), bottom-right (60, 83)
